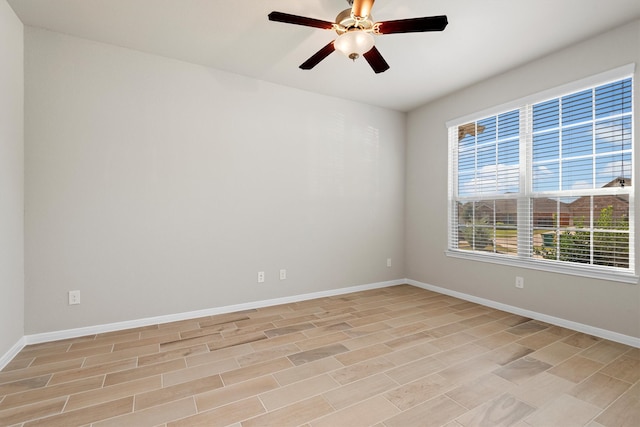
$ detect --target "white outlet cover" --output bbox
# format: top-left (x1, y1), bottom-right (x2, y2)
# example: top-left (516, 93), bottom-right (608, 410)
top-left (68, 290), bottom-right (81, 305)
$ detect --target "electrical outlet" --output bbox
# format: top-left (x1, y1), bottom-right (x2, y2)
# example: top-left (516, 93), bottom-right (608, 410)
top-left (257, 271), bottom-right (265, 283)
top-left (280, 269), bottom-right (287, 280)
top-left (515, 276), bottom-right (524, 289)
top-left (387, 258), bottom-right (392, 267)
top-left (68, 290), bottom-right (81, 305)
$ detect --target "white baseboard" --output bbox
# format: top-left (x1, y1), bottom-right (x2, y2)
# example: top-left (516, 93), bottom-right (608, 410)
top-left (3, 276), bottom-right (638, 370)
top-left (406, 279), bottom-right (640, 348)
top-left (22, 279), bottom-right (405, 346)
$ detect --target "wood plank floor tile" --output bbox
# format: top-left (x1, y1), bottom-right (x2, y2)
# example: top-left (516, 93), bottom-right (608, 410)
top-left (207, 332), bottom-right (267, 351)
top-left (439, 356), bottom-right (500, 385)
top-left (112, 333), bottom-right (181, 351)
top-left (568, 372), bottom-right (632, 408)
top-left (594, 382), bottom-right (640, 427)
top-left (446, 373), bottom-right (515, 410)
top-left (623, 348), bottom-right (640, 359)
top-left (103, 358), bottom-right (186, 387)
top-left (317, 322), bottom-right (370, 337)
top-left (170, 396), bottom-right (265, 427)
top-left (64, 375), bottom-right (162, 411)
top-left (310, 395), bottom-right (399, 427)
top-left (382, 342), bottom-right (440, 366)
top-left (563, 333), bottom-right (601, 349)
top-left (0, 374), bottom-right (50, 396)
top-left (287, 343), bottom-right (349, 366)
top-left (162, 357), bottom-right (238, 387)
top-left (466, 321), bottom-right (512, 339)
top-left (434, 343), bottom-right (490, 366)
top-left (137, 344), bottom-right (209, 366)
top-left (241, 395), bottom-right (334, 427)
top-left (431, 331), bottom-right (478, 351)
top-left (455, 392), bottom-right (535, 427)
top-left (525, 394), bottom-right (601, 427)
top-left (197, 313), bottom-right (251, 328)
top-left (385, 332), bottom-right (433, 350)
top-left (185, 343), bottom-right (253, 367)
top-left (23, 396), bottom-right (133, 427)
top-left (344, 331), bottom-right (395, 350)
top-left (0, 375), bottom-right (104, 410)
top-left (0, 355), bottom-right (34, 371)
top-left (481, 343), bottom-right (534, 366)
top-left (505, 321), bottom-right (548, 337)
top-left (294, 332), bottom-right (351, 352)
top-left (384, 395), bottom-right (467, 427)
top-left (0, 358), bottom-right (84, 385)
top-left (67, 331), bottom-right (142, 351)
top-left (220, 357), bottom-right (293, 385)
top-left (94, 396), bottom-right (196, 427)
top-left (508, 371), bottom-right (574, 408)
top-left (83, 343), bottom-right (160, 367)
top-left (385, 373), bottom-right (452, 411)
top-left (48, 358), bottom-right (137, 385)
top-left (159, 333), bottom-right (222, 352)
top-left (0, 396), bottom-right (66, 426)
top-left (30, 344), bottom-right (114, 366)
top-left (195, 375), bottom-right (279, 412)
top-left (530, 340), bottom-right (582, 365)
top-left (579, 340), bottom-right (631, 364)
top-left (515, 330), bottom-right (562, 350)
top-left (386, 356), bottom-right (447, 385)
top-left (547, 355), bottom-right (604, 383)
top-left (322, 373), bottom-right (398, 410)
top-left (236, 343), bottom-right (301, 367)
top-left (135, 374), bottom-right (223, 410)
top-left (493, 356), bottom-right (552, 385)
top-left (13, 343), bottom-right (73, 360)
top-left (249, 332), bottom-right (308, 351)
top-left (272, 314), bottom-right (321, 328)
top-left (329, 356), bottom-right (395, 385)
top-left (259, 373), bottom-right (339, 411)
top-left (334, 343), bottom-right (393, 366)
top-left (600, 355), bottom-right (640, 383)
top-left (343, 321), bottom-right (391, 338)
top-left (273, 357), bottom-right (344, 387)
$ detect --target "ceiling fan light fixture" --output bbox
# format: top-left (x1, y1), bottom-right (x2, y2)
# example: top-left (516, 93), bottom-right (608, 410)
top-left (334, 30), bottom-right (374, 60)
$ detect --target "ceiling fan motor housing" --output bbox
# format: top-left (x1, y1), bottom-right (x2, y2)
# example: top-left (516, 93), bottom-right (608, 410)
top-left (335, 8), bottom-right (375, 35)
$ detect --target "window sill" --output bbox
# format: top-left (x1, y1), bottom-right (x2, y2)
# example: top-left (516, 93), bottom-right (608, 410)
top-left (445, 250), bottom-right (638, 284)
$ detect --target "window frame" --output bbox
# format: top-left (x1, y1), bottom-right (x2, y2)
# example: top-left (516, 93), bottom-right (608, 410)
top-left (446, 64), bottom-right (638, 284)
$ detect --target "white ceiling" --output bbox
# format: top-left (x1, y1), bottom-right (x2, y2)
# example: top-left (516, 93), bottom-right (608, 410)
top-left (8, 0), bottom-right (640, 112)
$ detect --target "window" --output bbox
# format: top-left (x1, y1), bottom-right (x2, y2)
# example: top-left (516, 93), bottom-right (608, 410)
top-left (447, 68), bottom-right (635, 283)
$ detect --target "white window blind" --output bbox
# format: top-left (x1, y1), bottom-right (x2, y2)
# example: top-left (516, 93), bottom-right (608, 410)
top-left (447, 71), bottom-right (635, 282)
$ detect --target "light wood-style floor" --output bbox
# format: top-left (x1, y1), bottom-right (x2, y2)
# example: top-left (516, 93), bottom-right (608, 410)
top-left (1, 285), bottom-right (639, 426)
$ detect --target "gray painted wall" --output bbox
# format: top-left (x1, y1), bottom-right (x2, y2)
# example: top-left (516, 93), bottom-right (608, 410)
top-left (0, 0), bottom-right (24, 358)
top-left (405, 20), bottom-right (640, 339)
top-left (24, 28), bottom-right (406, 334)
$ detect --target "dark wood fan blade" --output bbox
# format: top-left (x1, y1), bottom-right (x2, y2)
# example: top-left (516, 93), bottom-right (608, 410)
top-left (352, 0), bottom-right (375, 18)
top-left (268, 11), bottom-right (334, 30)
top-left (363, 46), bottom-right (390, 73)
top-left (300, 41), bottom-right (336, 70)
top-left (377, 15), bottom-right (448, 34)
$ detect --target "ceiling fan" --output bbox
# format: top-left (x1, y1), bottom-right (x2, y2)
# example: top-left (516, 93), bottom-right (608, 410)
top-left (268, 0), bottom-right (448, 73)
